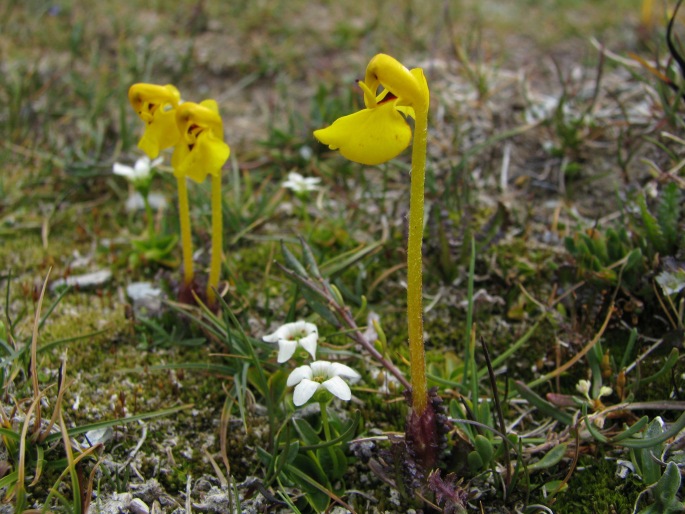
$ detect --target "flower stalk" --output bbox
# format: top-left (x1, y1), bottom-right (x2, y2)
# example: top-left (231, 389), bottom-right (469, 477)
top-left (407, 98), bottom-right (429, 416)
top-left (208, 172), bottom-right (223, 305)
top-left (176, 175), bottom-right (194, 285)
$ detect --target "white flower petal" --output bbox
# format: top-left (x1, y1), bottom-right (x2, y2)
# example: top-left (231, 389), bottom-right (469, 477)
top-left (293, 379), bottom-right (320, 406)
top-left (262, 330), bottom-right (280, 343)
top-left (287, 365), bottom-right (313, 386)
top-left (150, 156), bottom-right (164, 168)
top-left (298, 332), bottom-right (318, 359)
top-left (310, 360), bottom-right (333, 377)
top-left (277, 339), bottom-right (298, 363)
top-left (263, 320), bottom-right (317, 343)
top-left (330, 362), bottom-right (361, 382)
top-left (134, 157), bottom-right (151, 174)
top-left (113, 163), bottom-right (134, 178)
top-left (322, 376), bottom-right (352, 401)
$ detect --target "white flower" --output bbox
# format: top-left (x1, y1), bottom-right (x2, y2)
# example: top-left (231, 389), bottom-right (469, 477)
top-left (576, 379), bottom-right (612, 405)
top-left (575, 379), bottom-right (591, 399)
top-left (287, 360), bottom-right (361, 406)
top-left (598, 386), bottom-right (613, 399)
top-left (113, 156), bottom-right (163, 182)
top-left (282, 172), bottom-right (321, 194)
top-left (263, 320), bottom-right (318, 363)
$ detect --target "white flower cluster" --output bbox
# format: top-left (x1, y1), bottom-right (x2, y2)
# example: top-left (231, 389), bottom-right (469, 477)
top-left (282, 172), bottom-right (321, 194)
top-left (113, 155), bottom-right (163, 183)
top-left (263, 321), bottom-right (360, 406)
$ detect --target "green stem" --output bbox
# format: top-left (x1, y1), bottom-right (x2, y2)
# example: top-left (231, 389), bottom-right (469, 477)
top-left (142, 192), bottom-right (155, 242)
top-left (208, 172), bottom-right (223, 305)
top-left (320, 401), bottom-right (332, 441)
top-left (176, 176), bottom-right (194, 285)
top-left (407, 103), bottom-right (429, 415)
top-left (463, 236), bottom-right (475, 388)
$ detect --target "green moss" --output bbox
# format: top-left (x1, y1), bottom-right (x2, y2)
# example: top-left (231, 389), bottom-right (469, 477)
top-left (554, 455), bottom-right (642, 513)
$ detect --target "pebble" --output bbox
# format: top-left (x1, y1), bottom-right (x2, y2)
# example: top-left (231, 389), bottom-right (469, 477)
top-left (50, 270), bottom-right (112, 292)
top-left (129, 498), bottom-right (150, 514)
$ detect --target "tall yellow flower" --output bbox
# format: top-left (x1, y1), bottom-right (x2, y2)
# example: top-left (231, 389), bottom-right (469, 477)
top-left (314, 54), bottom-right (428, 166)
top-left (172, 100), bottom-right (230, 183)
top-left (128, 83), bottom-right (181, 158)
top-left (172, 100), bottom-right (230, 305)
top-left (128, 85), bottom-right (230, 306)
top-left (314, 54), bottom-right (437, 469)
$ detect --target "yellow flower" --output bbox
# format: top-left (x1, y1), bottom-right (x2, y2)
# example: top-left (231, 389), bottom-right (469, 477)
top-left (128, 83), bottom-right (182, 158)
top-left (171, 100), bottom-right (230, 183)
top-left (314, 54), bottom-right (429, 166)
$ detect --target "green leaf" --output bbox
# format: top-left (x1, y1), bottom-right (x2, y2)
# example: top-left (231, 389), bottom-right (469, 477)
top-left (527, 444), bottom-right (567, 471)
top-left (299, 237), bottom-right (322, 279)
top-left (638, 193), bottom-right (666, 255)
top-left (286, 456), bottom-right (331, 512)
top-left (543, 479), bottom-right (568, 495)
top-left (656, 461), bottom-right (685, 513)
top-left (656, 182), bottom-right (681, 251)
top-left (43, 404), bottom-right (193, 444)
top-left (474, 434), bottom-right (493, 465)
top-left (467, 450), bottom-right (484, 470)
top-left (638, 349), bottom-right (679, 386)
top-left (609, 416), bottom-right (650, 443)
top-left (514, 381), bottom-right (574, 425)
top-left (621, 410), bottom-right (685, 449)
top-left (317, 446), bottom-right (347, 481)
top-left (281, 241), bottom-right (309, 278)
top-left (301, 411), bottom-right (360, 450)
top-left (292, 418), bottom-right (321, 446)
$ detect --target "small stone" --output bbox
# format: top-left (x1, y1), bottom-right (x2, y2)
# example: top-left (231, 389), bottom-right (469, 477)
top-left (83, 426), bottom-right (113, 447)
top-left (50, 270), bottom-right (112, 292)
top-left (126, 282), bottom-right (164, 316)
top-left (129, 498), bottom-right (150, 514)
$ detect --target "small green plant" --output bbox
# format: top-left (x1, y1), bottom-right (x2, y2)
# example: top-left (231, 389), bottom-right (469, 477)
top-left (565, 181), bottom-right (683, 301)
top-left (112, 154), bottom-right (178, 268)
top-left (636, 461), bottom-right (685, 514)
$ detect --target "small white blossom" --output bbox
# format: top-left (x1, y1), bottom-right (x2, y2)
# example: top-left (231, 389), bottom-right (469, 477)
top-left (576, 379), bottom-right (613, 405)
top-left (263, 320), bottom-right (318, 363)
top-left (576, 379), bottom-right (591, 399)
top-left (598, 386), bottom-right (613, 399)
top-left (113, 156), bottom-right (163, 182)
top-left (287, 360), bottom-right (361, 406)
top-left (282, 172), bottom-right (321, 194)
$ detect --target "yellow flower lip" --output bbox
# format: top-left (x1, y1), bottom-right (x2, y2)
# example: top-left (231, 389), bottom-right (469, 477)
top-left (364, 53), bottom-right (428, 110)
top-left (175, 100), bottom-right (224, 143)
top-left (171, 100), bottom-right (230, 183)
top-left (313, 54), bottom-right (428, 166)
top-left (128, 83), bottom-right (182, 158)
top-left (128, 83), bottom-right (181, 120)
top-left (313, 100), bottom-right (412, 165)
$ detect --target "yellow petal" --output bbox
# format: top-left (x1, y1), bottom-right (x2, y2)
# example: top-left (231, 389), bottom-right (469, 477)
top-left (137, 107), bottom-right (180, 157)
top-left (409, 67), bottom-right (430, 107)
top-left (365, 54), bottom-right (427, 109)
top-left (172, 132), bottom-right (230, 183)
top-left (176, 100), bottom-right (225, 141)
top-left (128, 83), bottom-right (182, 158)
top-left (313, 102), bottom-right (412, 165)
top-left (128, 83), bottom-right (180, 116)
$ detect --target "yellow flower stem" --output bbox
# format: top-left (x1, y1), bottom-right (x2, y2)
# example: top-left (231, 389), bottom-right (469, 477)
top-left (407, 103), bottom-right (429, 416)
top-left (176, 176), bottom-right (194, 285)
top-left (207, 172), bottom-right (223, 305)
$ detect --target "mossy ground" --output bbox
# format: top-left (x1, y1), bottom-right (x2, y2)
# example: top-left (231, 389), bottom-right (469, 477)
top-left (2, 1), bottom-right (685, 513)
